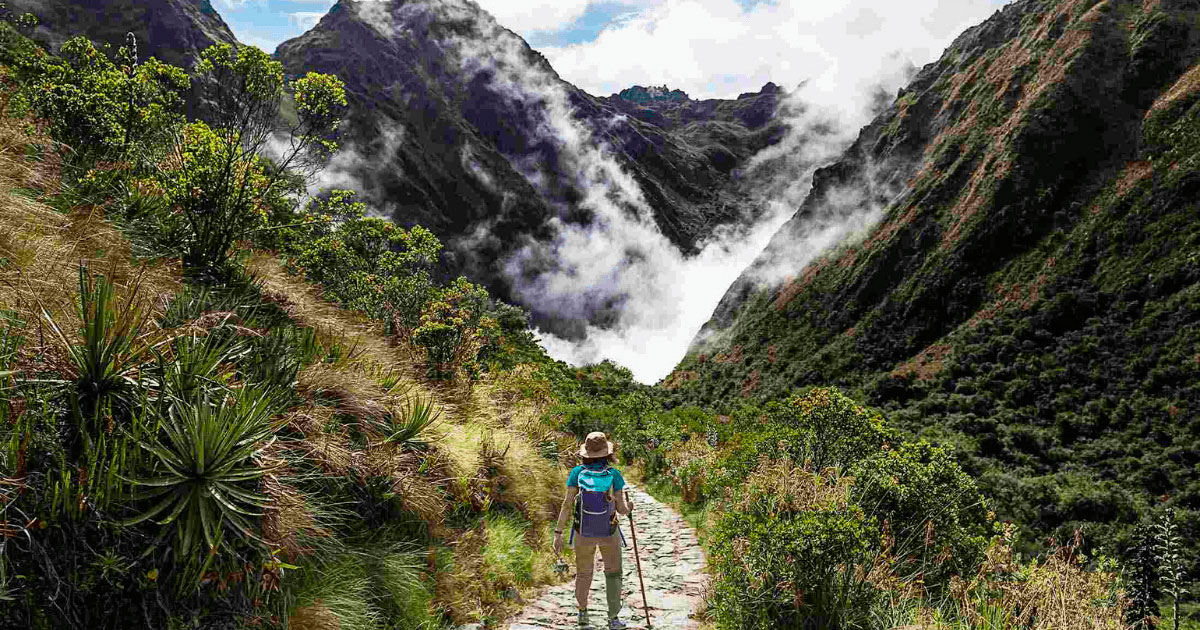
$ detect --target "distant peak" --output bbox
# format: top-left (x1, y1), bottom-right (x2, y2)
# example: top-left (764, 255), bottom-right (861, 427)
top-left (737, 82), bottom-right (781, 100)
top-left (619, 85), bottom-right (689, 104)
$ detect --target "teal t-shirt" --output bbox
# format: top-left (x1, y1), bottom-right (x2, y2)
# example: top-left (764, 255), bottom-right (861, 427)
top-left (567, 463), bottom-right (626, 491)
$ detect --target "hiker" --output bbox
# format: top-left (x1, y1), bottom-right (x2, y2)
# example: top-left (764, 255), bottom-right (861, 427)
top-left (554, 431), bottom-right (634, 629)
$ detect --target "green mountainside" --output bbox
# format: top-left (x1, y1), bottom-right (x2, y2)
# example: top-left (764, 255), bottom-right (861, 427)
top-left (667, 0), bottom-right (1200, 554)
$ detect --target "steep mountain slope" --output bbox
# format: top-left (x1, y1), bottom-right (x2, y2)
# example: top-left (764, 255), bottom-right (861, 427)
top-left (5, 0), bottom-right (238, 67)
top-left (274, 0), bottom-right (786, 327)
top-left (667, 0), bottom-right (1200, 548)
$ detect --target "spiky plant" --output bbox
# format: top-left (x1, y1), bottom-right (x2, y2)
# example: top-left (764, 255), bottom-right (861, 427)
top-left (155, 332), bottom-right (247, 406)
top-left (373, 395), bottom-right (441, 451)
top-left (125, 385), bottom-right (284, 586)
top-left (43, 266), bottom-right (158, 433)
top-left (1155, 508), bottom-right (1186, 630)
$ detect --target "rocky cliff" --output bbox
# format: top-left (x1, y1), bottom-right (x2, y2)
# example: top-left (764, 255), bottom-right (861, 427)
top-left (6, 0), bottom-right (237, 67)
top-left (274, 0), bottom-right (786, 328)
top-left (668, 0), bottom-right (1200, 547)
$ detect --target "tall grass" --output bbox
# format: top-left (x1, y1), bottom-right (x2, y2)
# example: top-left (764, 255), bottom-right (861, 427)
top-left (483, 513), bottom-right (535, 588)
top-left (287, 546), bottom-right (438, 630)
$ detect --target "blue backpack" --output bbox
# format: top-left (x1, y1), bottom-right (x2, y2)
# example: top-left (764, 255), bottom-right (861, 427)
top-left (573, 466), bottom-right (618, 538)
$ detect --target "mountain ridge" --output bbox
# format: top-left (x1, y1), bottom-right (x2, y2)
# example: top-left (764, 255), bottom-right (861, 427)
top-left (273, 0), bottom-right (788, 335)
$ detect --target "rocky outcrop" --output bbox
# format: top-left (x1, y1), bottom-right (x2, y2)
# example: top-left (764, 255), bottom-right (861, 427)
top-left (6, 0), bottom-right (238, 68)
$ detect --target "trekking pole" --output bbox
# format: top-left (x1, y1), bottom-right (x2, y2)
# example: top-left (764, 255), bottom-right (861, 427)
top-left (625, 489), bottom-right (652, 628)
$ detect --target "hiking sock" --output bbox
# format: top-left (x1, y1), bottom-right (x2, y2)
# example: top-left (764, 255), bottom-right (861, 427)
top-left (604, 570), bottom-right (622, 620)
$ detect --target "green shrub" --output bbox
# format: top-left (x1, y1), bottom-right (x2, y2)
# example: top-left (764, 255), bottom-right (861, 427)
top-left (162, 44), bottom-right (346, 276)
top-left (15, 35), bottom-right (189, 166)
top-left (769, 387), bottom-right (890, 471)
top-left (289, 211), bottom-right (442, 329)
top-left (412, 277), bottom-right (491, 381)
top-left (851, 440), bottom-right (991, 588)
top-left (708, 461), bottom-right (877, 630)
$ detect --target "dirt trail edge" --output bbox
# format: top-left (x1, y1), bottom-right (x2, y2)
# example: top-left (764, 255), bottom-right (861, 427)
top-left (508, 487), bottom-right (707, 630)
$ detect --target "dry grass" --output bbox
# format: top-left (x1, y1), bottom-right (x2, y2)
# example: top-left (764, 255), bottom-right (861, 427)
top-left (0, 115), bottom-right (180, 373)
top-left (891, 343), bottom-right (953, 381)
top-left (262, 474), bottom-right (328, 561)
top-left (247, 253), bottom-right (438, 404)
top-left (947, 527), bottom-right (1128, 630)
top-left (1115, 160), bottom-right (1155, 197)
top-left (1146, 61), bottom-right (1200, 120)
top-left (288, 602), bottom-right (342, 630)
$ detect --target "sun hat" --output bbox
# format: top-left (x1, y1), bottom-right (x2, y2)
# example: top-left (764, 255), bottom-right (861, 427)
top-left (579, 431), bottom-right (614, 458)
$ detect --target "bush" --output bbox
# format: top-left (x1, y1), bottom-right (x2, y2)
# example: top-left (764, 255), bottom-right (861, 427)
top-left (639, 387), bottom-right (1003, 629)
top-left (851, 441), bottom-right (992, 588)
top-left (15, 34), bottom-right (189, 166)
top-left (708, 461), bottom-right (877, 630)
top-left (413, 277), bottom-right (492, 381)
top-left (770, 387), bottom-right (890, 471)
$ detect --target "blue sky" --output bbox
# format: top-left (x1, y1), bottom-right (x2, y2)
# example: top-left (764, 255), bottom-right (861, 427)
top-left (216, 0), bottom-right (777, 53)
top-left (216, 0), bottom-right (647, 52)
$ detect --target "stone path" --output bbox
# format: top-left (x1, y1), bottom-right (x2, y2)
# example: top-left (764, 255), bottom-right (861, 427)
top-left (508, 487), bottom-right (707, 630)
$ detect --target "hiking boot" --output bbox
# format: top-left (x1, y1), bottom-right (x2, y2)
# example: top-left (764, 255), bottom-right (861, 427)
top-left (577, 610), bottom-right (590, 627)
top-left (608, 618), bottom-right (628, 630)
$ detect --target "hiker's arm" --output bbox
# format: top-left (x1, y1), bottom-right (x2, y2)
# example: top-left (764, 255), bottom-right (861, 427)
top-left (555, 486), bottom-right (578, 535)
top-left (614, 489), bottom-right (631, 516)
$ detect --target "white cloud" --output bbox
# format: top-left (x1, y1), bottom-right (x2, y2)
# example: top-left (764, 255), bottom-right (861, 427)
top-left (538, 0), bottom-right (1012, 101)
top-left (471, 0), bottom-right (595, 34)
top-left (288, 11), bottom-right (328, 31)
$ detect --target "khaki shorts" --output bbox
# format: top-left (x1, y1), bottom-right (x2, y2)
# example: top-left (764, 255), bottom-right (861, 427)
top-left (574, 532), bottom-right (622, 575)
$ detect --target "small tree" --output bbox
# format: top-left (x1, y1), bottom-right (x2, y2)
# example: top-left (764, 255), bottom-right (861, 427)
top-left (413, 277), bottom-right (490, 381)
top-left (163, 43), bottom-right (346, 277)
top-left (18, 35), bottom-right (189, 167)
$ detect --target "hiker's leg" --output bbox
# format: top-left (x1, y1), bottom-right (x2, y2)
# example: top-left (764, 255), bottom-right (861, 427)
top-left (575, 537), bottom-right (599, 611)
top-left (597, 533), bottom-right (623, 619)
